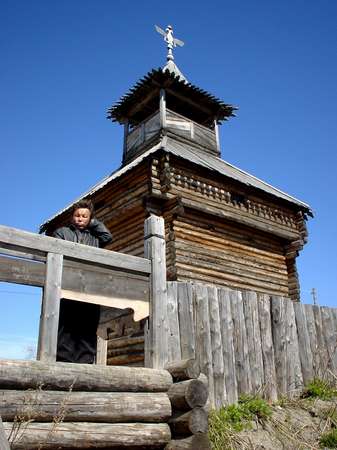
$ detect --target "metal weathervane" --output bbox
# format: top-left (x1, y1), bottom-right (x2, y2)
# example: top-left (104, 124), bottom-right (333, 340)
top-left (155, 24), bottom-right (184, 62)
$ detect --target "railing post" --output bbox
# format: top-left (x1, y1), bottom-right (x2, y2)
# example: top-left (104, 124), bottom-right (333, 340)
top-left (37, 252), bottom-right (63, 362)
top-left (144, 215), bottom-right (168, 369)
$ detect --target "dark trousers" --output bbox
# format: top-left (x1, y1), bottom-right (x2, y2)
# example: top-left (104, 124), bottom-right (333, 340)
top-left (57, 299), bottom-right (100, 364)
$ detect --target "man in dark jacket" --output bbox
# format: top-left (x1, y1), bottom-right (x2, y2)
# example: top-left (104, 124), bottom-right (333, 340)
top-left (53, 199), bottom-right (112, 363)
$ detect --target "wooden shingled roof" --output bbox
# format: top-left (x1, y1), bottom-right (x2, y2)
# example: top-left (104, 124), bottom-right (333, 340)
top-left (107, 68), bottom-right (237, 127)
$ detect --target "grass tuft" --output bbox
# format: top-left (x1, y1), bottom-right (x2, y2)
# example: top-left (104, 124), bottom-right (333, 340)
top-left (319, 428), bottom-right (337, 448)
top-left (209, 395), bottom-right (272, 449)
top-left (302, 378), bottom-right (337, 401)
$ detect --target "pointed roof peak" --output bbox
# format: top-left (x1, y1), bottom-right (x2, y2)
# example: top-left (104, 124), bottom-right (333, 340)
top-left (162, 59), bottom-right (188, 83)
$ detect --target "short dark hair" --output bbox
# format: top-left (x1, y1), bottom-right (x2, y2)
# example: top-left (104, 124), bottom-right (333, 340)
top-left (72, 199), bottom-right (94, 216)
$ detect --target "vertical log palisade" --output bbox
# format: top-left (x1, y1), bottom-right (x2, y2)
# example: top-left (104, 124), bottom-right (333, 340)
top-left (40, 59), bottom-right (313, 367)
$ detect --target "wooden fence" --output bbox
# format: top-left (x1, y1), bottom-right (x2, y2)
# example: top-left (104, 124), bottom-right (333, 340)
top-left (166, 282), bottom-right (337, 407)
top-left (0, 215), bottom-right (168, 369)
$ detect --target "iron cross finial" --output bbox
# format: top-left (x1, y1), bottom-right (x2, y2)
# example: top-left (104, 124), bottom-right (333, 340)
top-left (155, 24), bottom-right (185, 62)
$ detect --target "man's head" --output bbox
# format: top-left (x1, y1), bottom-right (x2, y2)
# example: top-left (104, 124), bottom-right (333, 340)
top-left (71, 199), bottom-right (94, 230)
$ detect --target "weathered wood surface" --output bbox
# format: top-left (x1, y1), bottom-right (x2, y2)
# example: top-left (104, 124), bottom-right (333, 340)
top-left (107, 335), bottom-right (145, 350)
top-left (177, 283), bottom-right (195, 360)
top-left (231, 290), bottom-right (251, 395)
top-left (0, 360), bottom-right (172, 392)
top-left (0, 255), bottom-right (45, 287)
top-left (0, 390), bottom-right (171, 423)
top-left (293, 303), bottom-right (314, 384)
top-left (37, 252), bottom-right (63, 363)
top-left (242, 291), bottom-right (264, 394)
top-left (218, 288), bottom-right (238, 404)
top-left (107, 353), bottom-right (144, 366)
top-left (194, 284), bottom-right (215, 406)
top-left (0, 224), bottom-right (151, 274)
top-left (0, 416), bottom-right (10, 450)
top-left (62, 259), bottom-right (150, 308)
top-left (144, 215), bottom-right (169, 369)
top-left (286, 298), bottom-right (303, 396)
top-left (208, 286), bottom-right (225, 408)
top-left (165, 433), bottom-right (211, 450)
top-left (271, 296), bottom-right (287, 395)
top-left (167, 379), bottom-right (208, 411)
top-left (167, 282), bottom-right (182, 363)
top-left (169, 407), bottom-right (208, 437)
top-left (164, 359), bottom-right (200, 382)
top-left (257, 294), bottom-right (278, 401)
top-left (3, 422), bottom-right (171, 449)
top-left (166, 282), bottom-right (337, 406)
top-left (321, 306), bottom-right (337, 372)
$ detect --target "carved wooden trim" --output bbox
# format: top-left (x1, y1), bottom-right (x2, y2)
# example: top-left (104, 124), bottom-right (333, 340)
top-left (169, 166), bottom-right (303, 234)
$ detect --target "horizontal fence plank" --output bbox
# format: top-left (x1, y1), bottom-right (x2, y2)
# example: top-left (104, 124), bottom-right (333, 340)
top-left (0, 255), bottom-right (45, 287)
top-left (0, 225), bottom-right (151, 275)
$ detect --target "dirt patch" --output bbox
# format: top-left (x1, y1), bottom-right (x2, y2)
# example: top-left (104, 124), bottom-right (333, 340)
top-left (220, 399), bottom-right (337, 449)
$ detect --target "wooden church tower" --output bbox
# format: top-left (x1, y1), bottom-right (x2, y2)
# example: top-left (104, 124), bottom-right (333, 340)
top-left (41, 26), bottom-right (312, 304)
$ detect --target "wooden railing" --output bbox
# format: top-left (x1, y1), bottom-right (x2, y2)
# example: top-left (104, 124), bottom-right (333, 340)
top-left (0, 215), bottom-right (168, 368)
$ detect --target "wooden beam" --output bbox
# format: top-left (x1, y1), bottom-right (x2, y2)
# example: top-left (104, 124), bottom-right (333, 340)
top-left (0, 255), bottom-right (45, 287)
top-left (0, 390), bottom-right (171, 423)
top-left (160, 88), bottom-right (167, 128)
top-left (144, 215), bottom-right (168, 369)
top-left (37, 253), bottom-right (63, 363)
top-left (0, 359), bottom-right (173, 392)
top-left (1, 422), bottom-right (171, 450)
top-left (0, 225), bottom-right (151, 275)
top-left (0, 416), bottom-right (10, 450)
top-left (166, 88), bottom-right (213, 116)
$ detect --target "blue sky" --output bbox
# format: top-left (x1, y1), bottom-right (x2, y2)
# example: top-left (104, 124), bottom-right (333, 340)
top-left (0, 0), bottom-right (336, 358)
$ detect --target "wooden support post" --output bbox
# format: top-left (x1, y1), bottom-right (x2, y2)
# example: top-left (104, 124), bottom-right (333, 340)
top-left (214, 119), bottom-right (220, 155)
top-left (144, 215), bottom-right (168, 369)
top-left (96, 336), bottom-right (108, 366)
top-left (0, 416), bottom-right (10, 450)
top-left (122, 119), bottom-right (129, 162)
top-left (160, 89), bottom-right (167, 129)
top-left (37, 252), bottom-right (63, 362)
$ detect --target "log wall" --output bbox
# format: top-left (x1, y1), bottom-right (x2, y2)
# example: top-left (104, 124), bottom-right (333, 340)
top-left (170, 211), bottom-right (290, 297)
top-left (0, 360), bottom-right (173, 449)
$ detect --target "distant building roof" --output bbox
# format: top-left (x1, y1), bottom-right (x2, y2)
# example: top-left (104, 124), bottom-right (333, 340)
top-left (40, 135), bottom-right (312, 232)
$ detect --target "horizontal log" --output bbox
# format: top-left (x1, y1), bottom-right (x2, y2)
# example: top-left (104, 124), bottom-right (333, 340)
top-left (0, 360), bottom-right (172, 392)
top-left (107, 354), bottom-right (144, 366)
top-left (174, 239), bottom-right (287, 275)
top-left (174, 191), bottom-right (299, 240)
top-left (165, 360), bottom-right (200, 381)
top-left (0, 225), bottom-right (151, 275)
top-left (165, 433), bottom-right (211, 450)
top-left (107, 344), bottom-right (144, 358)
top-left (3, 422), bottom-right (171, 449)
top-left (175, 253), bottom-right (289, 287)
top-left (179, 212), bottom-right (287, 251)
top-left (107, 336), bottom-right (145, 350)
top-left (174, 221), bottom-right (286, 261)
top-left (176, 263), bottom-right (289, 294)
top-left (168, 379), bottom-right (208, 411)
top-left (176, 269), bottom-right (288, 297)
top-left (0, 390), bottom-right (171, 423)
top-left (169, 408), bottom-right (208, 437)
